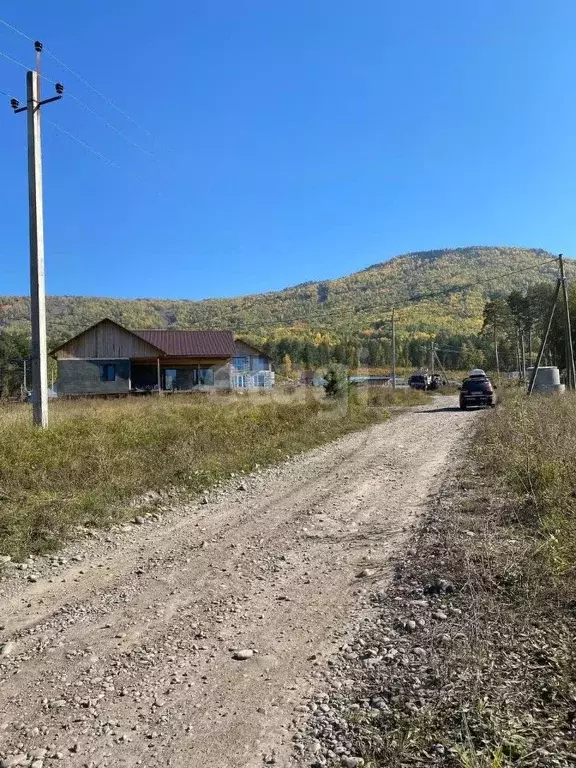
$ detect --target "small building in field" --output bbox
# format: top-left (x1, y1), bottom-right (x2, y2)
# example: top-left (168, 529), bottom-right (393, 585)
top-left (51, 319), bottom-right (274, 396)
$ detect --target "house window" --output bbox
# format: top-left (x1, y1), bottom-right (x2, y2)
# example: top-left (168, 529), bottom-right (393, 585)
top-left (100, 364), bottom-right (116, 382)
top-left (233, 356), bottom-right (249, 371)
top-left (164, 369), bottom-right (177, 390)
top-left (252, 356), bottom-right (268, 372)
top-left (196, 367), bottom-right (215, 386)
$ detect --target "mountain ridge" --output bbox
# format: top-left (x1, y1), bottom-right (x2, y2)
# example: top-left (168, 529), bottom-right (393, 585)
top-left (0, 246), bottom-right (569, 345)
top-left (360, 245), bottom-right (553, 272)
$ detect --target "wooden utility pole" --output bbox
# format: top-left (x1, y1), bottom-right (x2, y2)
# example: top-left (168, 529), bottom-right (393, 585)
top-left (391, 308), bottom-right (396, 390)
top-left (10, 41), bottom-right (64, 426)
top-left (559, 254), bottom-right (576, 390)
top-left (430, 341), bottom-right (435, 376)
top-left (434, 350), bottom-right (450, 385)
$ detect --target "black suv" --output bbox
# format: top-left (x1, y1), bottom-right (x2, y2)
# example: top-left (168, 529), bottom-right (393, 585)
top-left (459, 377), bottom-right (495, 409)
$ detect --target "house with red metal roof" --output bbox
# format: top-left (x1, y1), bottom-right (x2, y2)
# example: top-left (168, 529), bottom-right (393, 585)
top-left (51, 318), bottom-right (274, 396)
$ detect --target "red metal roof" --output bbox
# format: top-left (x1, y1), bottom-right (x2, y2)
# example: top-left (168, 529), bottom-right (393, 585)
top-left (133, 329), bottom-right (236, 358)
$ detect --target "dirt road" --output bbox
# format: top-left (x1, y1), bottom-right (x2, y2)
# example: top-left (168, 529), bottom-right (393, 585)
top-left (0, 398), bottom-right (476, 768)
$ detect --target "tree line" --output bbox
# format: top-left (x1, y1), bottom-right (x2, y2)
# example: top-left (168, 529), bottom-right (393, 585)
top-left (482, 282), bottom-right (576, 373)
top-left (264, 282), bottom-right (576, 373)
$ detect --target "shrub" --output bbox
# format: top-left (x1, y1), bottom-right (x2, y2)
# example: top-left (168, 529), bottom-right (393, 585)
top-left (324, 366), bottom-right (349, 398)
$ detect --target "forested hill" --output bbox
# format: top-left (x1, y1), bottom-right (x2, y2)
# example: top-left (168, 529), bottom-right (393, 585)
top-left (0, 246), bottom-right (568, 347)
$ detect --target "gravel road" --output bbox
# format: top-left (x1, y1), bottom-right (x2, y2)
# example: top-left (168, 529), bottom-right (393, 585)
top-left (0, 398), bottom-right (477, 768)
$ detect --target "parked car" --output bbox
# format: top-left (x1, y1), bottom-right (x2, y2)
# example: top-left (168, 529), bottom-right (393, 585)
top-left (459, 376), bottom-right (495, 409)
top-left (25, 388), bottom-right (58, 403)
top-left (408, 373), bottom-right (430, 390)
top-left (428, 373), bottom-right (443, 390)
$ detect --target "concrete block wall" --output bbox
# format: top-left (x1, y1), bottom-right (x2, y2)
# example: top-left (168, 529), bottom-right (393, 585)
top-left (57, 359), bottom-right (130, 396)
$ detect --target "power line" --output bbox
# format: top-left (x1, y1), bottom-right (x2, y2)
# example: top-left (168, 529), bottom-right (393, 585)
top-left (65, 92), bottom-right (158, 160)
top-left (0, 43), bottom-right (160, 164)
top-left (2, 56), bottom-right (118, 181)
top-left (44, 49), bottom-right (157, 140)
top-left (3, 85), bottom-right (154, 188)
top-left (1, 18), bottom-right (159, 139)
top-left (0, 48), bottom-right (29, 71)
top-left (0, 17), bottom-right (33, 42)
top-left (0, 47), bottom-right (59, 90)
top-left (44, 117), bottom-right (146, 183)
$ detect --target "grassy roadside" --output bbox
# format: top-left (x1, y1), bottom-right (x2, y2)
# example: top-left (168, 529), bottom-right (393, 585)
top-left (295, 392), bottom-right (576, 768)
top-left (0, 388), bottom-right (427, 560)
top-left (477, 390), bottom-right (576, 588)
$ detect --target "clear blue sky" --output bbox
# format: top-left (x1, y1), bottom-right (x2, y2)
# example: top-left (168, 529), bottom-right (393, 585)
top-left (0, 1), bottom-right (575, 300)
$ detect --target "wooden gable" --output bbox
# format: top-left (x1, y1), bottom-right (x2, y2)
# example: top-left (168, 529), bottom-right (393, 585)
top-left (53, 320), bottom-right (162, 360)
top-left (234, 340), bottom-right (269, 359)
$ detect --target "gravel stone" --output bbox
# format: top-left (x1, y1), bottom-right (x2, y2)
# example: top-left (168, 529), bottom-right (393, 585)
top-left (0, 641), bottom-right (15, 657)
top-left (232, 649), bottom-right (254, 661)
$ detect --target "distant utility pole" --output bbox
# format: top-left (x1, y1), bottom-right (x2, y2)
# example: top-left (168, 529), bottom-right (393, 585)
top-left (10, 41), bottom-right (64, 427)
top-left (434, 349), bottom-right (450, 385)
top-left (430, 341), bottom-right (435, 376)
top-left (391, 308), bottom-right (397, 390)
top-left (559, 254), bottom-right (576, 390)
